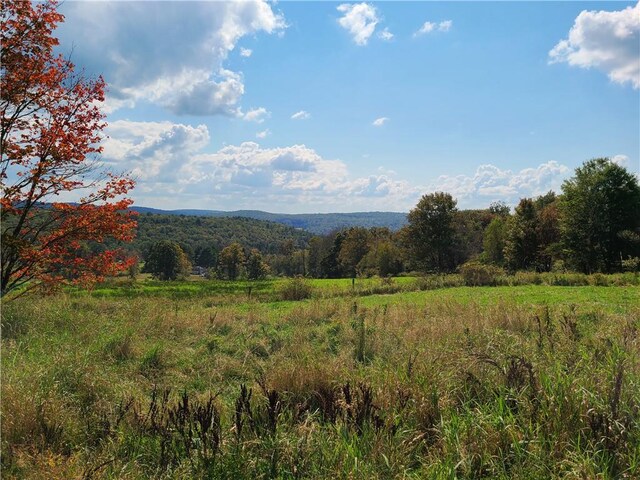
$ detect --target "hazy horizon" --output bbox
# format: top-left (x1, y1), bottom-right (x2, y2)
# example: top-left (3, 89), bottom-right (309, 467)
top-left (130, 205), bottom-right (410, 215)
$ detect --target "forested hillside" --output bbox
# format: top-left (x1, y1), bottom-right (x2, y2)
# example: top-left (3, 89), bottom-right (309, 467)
top-left (131, 207), bottom-right (408, 234)
top-left (131, 213), bottom-right (312, 260)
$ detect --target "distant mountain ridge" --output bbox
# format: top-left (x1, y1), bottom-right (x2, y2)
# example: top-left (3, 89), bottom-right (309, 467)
top-left (131, 206), bottom-right (408, 234)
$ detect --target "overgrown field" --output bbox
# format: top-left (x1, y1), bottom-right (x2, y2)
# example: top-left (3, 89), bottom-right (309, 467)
top-left (2, 280), bottom-right (639, 479)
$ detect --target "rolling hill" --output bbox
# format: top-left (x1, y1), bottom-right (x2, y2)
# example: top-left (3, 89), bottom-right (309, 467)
top-left (131, 207), bottom-right (408, 234)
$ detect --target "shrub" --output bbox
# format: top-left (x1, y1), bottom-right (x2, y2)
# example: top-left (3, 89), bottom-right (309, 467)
top-left (551, 260), bottom-right (567, 273)
top-left (360, 277), bottom-right (403, 296)
top-left (278, 276), bottom-right (313, 301)
top-left (204, 268), bottom-right (218, 280)
top-left (614, 272), bottom-right (640, 286)
top-left (552, 272), bottom-right (589, 286)
top-left (588, 273), bottom-right (610, 286)
top-left (621, 256), bottom-right (640, 273)
top-left (512, 271), bottom-right (542, 286)
top-left (459, 261), bottom-right (504, 286)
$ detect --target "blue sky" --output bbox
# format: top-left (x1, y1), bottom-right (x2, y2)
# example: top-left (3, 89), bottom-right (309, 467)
top-left (56, 1), bottom-right (639, 213)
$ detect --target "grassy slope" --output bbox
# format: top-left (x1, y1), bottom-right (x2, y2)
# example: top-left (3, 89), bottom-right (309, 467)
top-left (2, 283), bottom-right (639, 478)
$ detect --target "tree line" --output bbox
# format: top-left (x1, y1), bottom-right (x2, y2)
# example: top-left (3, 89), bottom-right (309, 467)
top-left (142, 158), bottom-right (640, 281)
top-left (142, 240), bottom-right (270, 281)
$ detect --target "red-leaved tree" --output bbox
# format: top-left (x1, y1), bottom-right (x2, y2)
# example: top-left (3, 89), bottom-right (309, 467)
top-left (1, 0), bottom-right (137, 297)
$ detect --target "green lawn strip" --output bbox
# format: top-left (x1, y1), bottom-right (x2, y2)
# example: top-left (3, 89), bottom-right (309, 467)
top-left (223, 285), bottom-right (639, 318)
top-left (355, 285), bottom-right (639, 313)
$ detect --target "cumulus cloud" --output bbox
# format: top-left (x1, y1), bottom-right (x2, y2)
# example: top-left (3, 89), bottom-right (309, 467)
top-left (102, 120), bottom-right (210, 182)
top-left (243, 107), bottom-right (270, 123)
top-left (428, 161), bottom-right (571, 207)
top-left (416, 22), bottom-right (436, 35)
top-left (100, 120), bottom-right (584, 211)
top-left (438, 20), bottom-right (453, 32)
top-left (189, 143), bottom-right (347, 193)
top-left (256, 129), bottom-right (271, 139)
top-left (549, 2), bottom-right (640, 88)
top-left (611, 154), bottom-right (631, 168)
top-left (56, 1), bottom-right (285, 114)
top-left (378, 28), bottom-right (394, 41)
top-left (124, 68), bottom-right (246, 116)
top-left (337, 3), bottom-right (379, 46)
top-left (101, 121), bottom-right (420, 210)
top-left (291, 110), bottom-right (311, 120)
top-left (414, 20), bottom-right (453, 37)
top-left (372, 117), bottom-right (389, 127)
top-left (240, 47), bottom-right (253, 57)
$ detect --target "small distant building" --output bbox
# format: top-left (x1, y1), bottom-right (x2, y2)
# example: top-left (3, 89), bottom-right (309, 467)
top-left (192, 266), bottom-right (207, 276)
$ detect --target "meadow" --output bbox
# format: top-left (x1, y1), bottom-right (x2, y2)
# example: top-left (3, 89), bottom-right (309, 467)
top-left (2, 276), bottom-right (639, 479)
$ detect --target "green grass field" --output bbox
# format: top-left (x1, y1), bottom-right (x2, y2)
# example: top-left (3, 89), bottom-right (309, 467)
top-left (2, 279), bottom-right (639, 479)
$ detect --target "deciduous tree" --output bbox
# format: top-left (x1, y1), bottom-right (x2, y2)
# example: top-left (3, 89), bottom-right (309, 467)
top-left (1, 0), bottom-right (136, 296)
top-left (338, 227), bottom-right (370, 277)
top-left (195, 244), bottom-right (217, 268)
top-left (560, 158), bottom-right (640, 273)
top-left (218, 242), bottom-right (245, 280)
top-left (503, 198), bottom-right (538, 271)
top-left (403, 192), bottom-right (457, 272)
top-left (319, 231), bottom-right (346, 279)
top-left (482, 216), bottom-right (507, 265)
top-left (143, 241), bottom-right (191, 281)
top-left (246, 248), bottom-right (269, 280)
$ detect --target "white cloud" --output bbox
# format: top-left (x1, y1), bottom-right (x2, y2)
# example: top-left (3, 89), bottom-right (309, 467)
top-left (100, 120), bottom-right (584, 211)
top-left (101, 121), bottom-right (419, 211)
top-left (415, 22), bottom-right (435, 36)
top-left (256, 129), bottom-right (271, 139)
top-left (429, 161), bottom-right (571, 207)
top-left (378, 28), bottom-right (394, 41)
top-left (611, 154), bottom-right (631, 168)
top-left (549, 2), bottom-right (640, 88)
top-left (414, 19), bottom-right (453, 37)
top-left (57, 1), bottom-right (286, 114)
top-left (438, 20), bottom-right (453, 32)
top-left (372, 117), bottom-right (389, 127)
top-left (240, 47), bottom-right (253, 57)
top-left (337, 3), bottom-right (379, 46)
top-left (102, 120), bottom-right (210, 182)
top-left (123, 68), bottom-right (246, 116)
top-left (243, 107), bottom-right (270, 123)
top-left (291, 110), bottom-right (311, 120)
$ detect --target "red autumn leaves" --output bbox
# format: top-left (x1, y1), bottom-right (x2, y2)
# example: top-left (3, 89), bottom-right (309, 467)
top-left (1, 0), bottom-right (137, 296)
